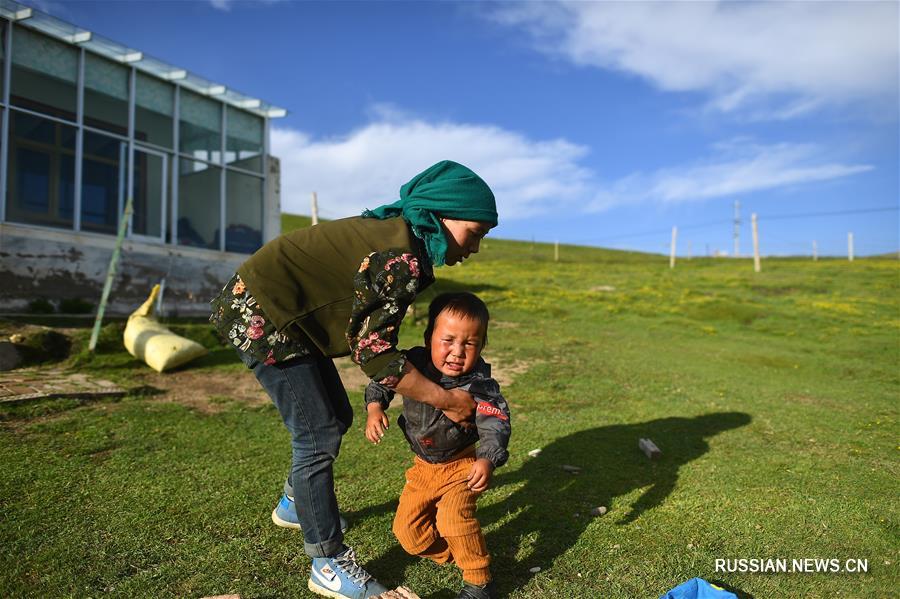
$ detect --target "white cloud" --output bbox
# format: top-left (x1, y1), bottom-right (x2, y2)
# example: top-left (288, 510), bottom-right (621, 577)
top-left (272, 112), bottom-right (872, 219)
top-left (271, 114), bottom-right (593, 222)
top-left (487, 1), bottom-right (898, 118)
top-left (209, 0), bottom-right (232, 11)
top-left (588, 140), bottom-right (873, 211)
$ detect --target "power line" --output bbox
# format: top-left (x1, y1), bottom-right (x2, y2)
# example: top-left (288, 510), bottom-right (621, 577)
top-left (571, 219), bottom-right (731, 244)
top-left (759, 206), bottom-right (898, 221)
top-left (563, 206), bottom-right (897, 245)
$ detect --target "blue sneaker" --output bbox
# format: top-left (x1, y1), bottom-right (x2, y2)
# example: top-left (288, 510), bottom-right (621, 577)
top-left (271, 493), bottom-right (349, 533)
top-left (308, 546), bottom-right (389, 599)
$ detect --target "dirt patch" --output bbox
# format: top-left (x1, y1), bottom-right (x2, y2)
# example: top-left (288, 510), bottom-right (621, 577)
top-left (133, 368), bottom-right (270, 414)
top-left (481, 352), bottom-right (539, 388)
top-left (126, 350), bottom-right (538, 413)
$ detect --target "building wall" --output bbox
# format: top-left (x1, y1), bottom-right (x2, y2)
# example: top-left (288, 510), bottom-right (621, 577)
top-left (0, 156), bottom-right (281, 316)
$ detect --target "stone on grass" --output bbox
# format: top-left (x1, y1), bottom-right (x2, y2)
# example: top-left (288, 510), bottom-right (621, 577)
top-left (561, 464), bottom-right (581, 474)
top-left (638, 438), bottom-right (661, 459)
top-left (529, 566), bottom-right (541, 574)
top-left (590, 506), bottom-right (608, 517)
top-left (527, 448), bottom-right (542, 457)
top-left (0, 342), bottom-right (23, 371)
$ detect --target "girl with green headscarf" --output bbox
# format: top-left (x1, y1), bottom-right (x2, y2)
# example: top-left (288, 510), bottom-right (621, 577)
top-left (209, 160), bottom-right (497, 599)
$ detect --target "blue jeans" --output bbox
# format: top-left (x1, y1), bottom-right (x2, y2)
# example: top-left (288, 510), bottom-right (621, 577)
top-left (238, 349), bottom-right (353, 558)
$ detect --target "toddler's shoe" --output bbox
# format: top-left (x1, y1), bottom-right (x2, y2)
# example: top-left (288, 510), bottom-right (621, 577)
top-left (271, 493), bottom-right (349, 532)
top-left (308, 545), bottom-right (389, 599)
top-left (455, 581), bottom-right (496, 599)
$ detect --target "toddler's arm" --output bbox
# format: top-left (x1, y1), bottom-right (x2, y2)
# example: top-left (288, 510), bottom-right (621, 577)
top-left (365, 403), bottom-right (390, 444)
top-left (469, 377), bottom-right (512, 469)
top-left (364, 381), bottom-right (394, 444)
top-left (467, 458), bottom-right (494, 493)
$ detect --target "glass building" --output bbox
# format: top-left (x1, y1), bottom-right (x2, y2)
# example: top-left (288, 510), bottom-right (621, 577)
top-left (0, 1), bottom-right (285, 254)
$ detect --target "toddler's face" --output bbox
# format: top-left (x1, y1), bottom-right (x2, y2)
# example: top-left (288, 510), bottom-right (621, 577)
top-left (428, 309), bottom-right (485, 377)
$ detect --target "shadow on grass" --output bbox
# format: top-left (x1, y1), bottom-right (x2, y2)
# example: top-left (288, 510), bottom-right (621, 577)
top-left (362, 412), bottom-right (752, 597)
top-left (481, 412), bottom-right (753, 596)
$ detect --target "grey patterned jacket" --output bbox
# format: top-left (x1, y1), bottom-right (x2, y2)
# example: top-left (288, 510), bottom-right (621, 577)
top-left (364, 346), bottom-right (511, 469)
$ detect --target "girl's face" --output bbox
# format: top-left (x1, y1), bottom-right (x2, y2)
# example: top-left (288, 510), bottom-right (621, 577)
top-left (440, 219), bottom-right (492, 266)
top-left (428, 309), bottom-right (485, 377)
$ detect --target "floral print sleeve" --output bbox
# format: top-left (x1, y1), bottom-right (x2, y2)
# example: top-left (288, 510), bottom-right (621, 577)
top-left (346, 249), bottom-right (431, 384)
top-left (209, 273), bottom-right (310, 366)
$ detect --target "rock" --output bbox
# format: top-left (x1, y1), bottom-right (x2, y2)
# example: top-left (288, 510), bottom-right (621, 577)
top-left (561, 464), bottom-right (581, 474)
top-left (527, 448), bottom-right (542, 457)
top-left (0, 342), bottom-right (23, 371)
top-left (638, 438), bottom-right (661, 459)
top-left (8, 334), bottom-right (25, 344)
top-left (590, 506), bottom-right (608, 517)
top-left (529, 566), bottom-right (541, 574)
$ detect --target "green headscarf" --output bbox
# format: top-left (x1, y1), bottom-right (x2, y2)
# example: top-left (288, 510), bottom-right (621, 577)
top-left (362, 160), bottom-right (498, 267)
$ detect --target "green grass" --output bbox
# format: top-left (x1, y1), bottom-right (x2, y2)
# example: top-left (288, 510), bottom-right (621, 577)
top-left (1, 217), bottom-right (898, 598)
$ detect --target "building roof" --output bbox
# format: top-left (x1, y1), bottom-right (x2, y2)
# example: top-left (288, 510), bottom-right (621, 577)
top-left (0, 0), bottom-right (287, 119)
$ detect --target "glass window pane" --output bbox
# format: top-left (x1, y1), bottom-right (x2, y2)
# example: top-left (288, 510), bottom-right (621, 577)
top-left (1, 21), bottom-right (7, 101)
top-left (11, 27), bottom-right (77, 120)
top-left (179, 89), bottom-right (221, 163)
top-left (225, 170), bottom-right (263, 253)
top-left (81, 130), bottom-right (126, 234)
top-left (84, 53), bottom-right (129, 135)
top-left (225, 107), bottom-right (263, 173)
top-left (132, 150), bottom-right (166, 238)
top-left (178, 158), bottom-right (220, 249)
top-left (6, 111), bottom-right (76, 229)
top-left (135, 72), bottom-right (173, 148)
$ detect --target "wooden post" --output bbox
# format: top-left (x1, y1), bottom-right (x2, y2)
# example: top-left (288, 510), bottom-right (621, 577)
top-left (88, 195), bottom-right (134, 352)
top-left (752, 213), bottom-right (760, 273)
top-left (669, 226), bottom-right (677, 269)
top-left (310, 192), bottom-right (319, 226)
top-left (848, 232), bottom-right (854, 262)
top-left (812, 240), bottom-right (818, 261)
top-left (554, 240), bottom-right (559, 262)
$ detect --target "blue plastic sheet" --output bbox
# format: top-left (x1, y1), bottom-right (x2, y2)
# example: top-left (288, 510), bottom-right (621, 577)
top-left (660, 577), bottom-right (738, 599)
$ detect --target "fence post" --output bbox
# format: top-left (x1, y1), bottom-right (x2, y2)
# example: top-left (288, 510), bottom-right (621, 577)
top-left (554, 240), bottom-right (559, 262)
top-left (669, 226), bottom-right (677, 269)
top-left (752, 213), bottom-right (761, 273)
top-left (89, 195), bottom-right (134, 352)
top-left (311, 191), bottom-right (319, 226)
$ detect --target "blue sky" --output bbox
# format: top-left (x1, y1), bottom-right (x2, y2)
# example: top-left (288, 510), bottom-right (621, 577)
top-left (37, 0), bottom-right (899, 256)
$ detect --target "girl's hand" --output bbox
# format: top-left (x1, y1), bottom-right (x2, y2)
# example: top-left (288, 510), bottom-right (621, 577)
top-left (466, 458), bottom-right (494, 493)
top-left (365, 405), bottom-right (389, 444)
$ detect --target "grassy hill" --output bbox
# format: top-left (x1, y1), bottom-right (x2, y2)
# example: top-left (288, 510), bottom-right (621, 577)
top-left (1, 216), bottom-right (897, 597)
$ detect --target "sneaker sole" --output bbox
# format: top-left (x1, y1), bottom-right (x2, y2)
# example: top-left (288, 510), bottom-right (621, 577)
top-left (307, 578), bottom-right (348, 598)
top-left (272, 509), bottom-right (350, 533)
top-left (271, 508), bottom-right (302, 530)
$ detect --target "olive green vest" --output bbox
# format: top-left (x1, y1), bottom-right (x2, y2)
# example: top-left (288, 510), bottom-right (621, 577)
top-left (237, 216), bottom-right (423, 358)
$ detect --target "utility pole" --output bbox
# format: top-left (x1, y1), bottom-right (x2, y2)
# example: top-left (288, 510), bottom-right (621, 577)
top-left (669, 226), bottom-right (678, 269)
top-left (752, 213), bottom-right (760, 273)
top-left (733, 199), bottom-right (741, 258)
top-left (310, 192), bottom-right (319, 226)
top-left (848, 232), bottom-right (854, 262)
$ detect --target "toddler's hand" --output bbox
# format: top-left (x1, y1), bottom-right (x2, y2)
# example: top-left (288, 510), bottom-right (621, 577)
top-left (365, 405), bottom-right (389, 444)
top-left (466, 458), bottom-right (494, 493)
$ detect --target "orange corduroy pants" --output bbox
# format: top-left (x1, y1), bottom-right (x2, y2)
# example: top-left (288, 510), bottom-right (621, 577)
top-left (392, 448), bottom-right (491, 586)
